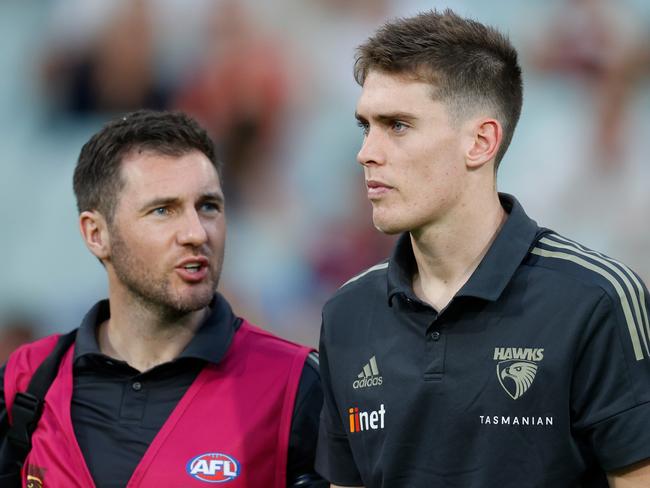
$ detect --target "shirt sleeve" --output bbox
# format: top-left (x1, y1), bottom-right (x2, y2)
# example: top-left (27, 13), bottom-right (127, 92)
top-left (571, 285), bottom-right (650, 472)
top-left (315, 320), bottom-right (364, 486)
top-left (287, 353), bottom-right (328, 488)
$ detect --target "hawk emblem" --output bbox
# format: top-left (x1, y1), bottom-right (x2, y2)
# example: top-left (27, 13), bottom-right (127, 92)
top-left (497, 361), bottom-right (538, 400)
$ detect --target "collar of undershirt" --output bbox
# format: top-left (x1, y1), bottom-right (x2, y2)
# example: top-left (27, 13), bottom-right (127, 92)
top-left (73, 293), bottom-right (240, 366)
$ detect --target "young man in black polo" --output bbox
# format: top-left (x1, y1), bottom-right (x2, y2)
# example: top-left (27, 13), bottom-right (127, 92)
top-left (315, 10), bottom-right (650, 488)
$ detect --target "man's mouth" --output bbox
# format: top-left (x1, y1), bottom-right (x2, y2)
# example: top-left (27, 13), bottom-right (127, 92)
top-left (183, 263), bottom-right (204, 274)
top-left (176, 257), bottom-right (210, 282)
top-left (366, 179), bottom-right (394, 198)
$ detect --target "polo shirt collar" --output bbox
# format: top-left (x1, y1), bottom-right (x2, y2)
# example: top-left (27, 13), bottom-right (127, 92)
top-left (387, 193), bottom-right (538, 304)
top-left (74, 293), bottom-right (239, 365)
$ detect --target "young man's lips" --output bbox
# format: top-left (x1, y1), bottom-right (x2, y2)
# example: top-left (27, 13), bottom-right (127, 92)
top-left (366, 180), bottom-right (394, 198)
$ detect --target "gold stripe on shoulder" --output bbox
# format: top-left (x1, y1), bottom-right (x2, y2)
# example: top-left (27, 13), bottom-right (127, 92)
top-left (545, 234), bottom-right (650, 343)
top-left (531, 246), bottom-right (645, 361)
top-left (541, 235), bottom-right (650, 357)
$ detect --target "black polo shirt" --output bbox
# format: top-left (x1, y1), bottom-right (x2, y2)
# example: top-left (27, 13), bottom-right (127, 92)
top-left (316, 193), bottom-right (650, 488)
top-left (0, 293), bottom-right (325, 487)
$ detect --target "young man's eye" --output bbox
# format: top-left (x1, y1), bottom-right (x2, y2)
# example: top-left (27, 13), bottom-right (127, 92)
top-left (357, 120), bottom-right (369, 136)
top-left (392, 121), bottom-right (408, 133)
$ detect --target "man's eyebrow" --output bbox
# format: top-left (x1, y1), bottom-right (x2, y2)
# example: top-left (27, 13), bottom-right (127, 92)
top-left (355, 111), bottom-right (417, 124)
top-left (139, 197), bottom-right (180, 212)
top-left (138, 192), bottom-right (224, 212)
top-left (199, 192), bottom-right (225, 205)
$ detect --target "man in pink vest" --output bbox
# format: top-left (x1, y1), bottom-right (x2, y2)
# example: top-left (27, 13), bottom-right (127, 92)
top-left (0, 110), bottom-right (326, 487)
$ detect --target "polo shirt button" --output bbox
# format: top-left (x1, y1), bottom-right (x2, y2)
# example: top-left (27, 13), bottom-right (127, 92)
top-left (431, 331), bottom-right (441, 341)
top-left (132, 381), bottom-right (143, 391)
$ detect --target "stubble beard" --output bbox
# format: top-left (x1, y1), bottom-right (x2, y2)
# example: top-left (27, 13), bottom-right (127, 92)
top-left (109, 225), bottom-right (222, 321)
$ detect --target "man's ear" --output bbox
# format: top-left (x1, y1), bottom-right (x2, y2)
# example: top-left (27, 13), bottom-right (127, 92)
top-left (79, 210), bottom-right (111, 261)
top-left (465, 118), bottom-right (502, 170)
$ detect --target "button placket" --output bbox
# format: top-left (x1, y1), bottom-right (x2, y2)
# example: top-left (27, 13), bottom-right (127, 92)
top-left (424, 317), bottom-right (446, 380)
top-left (119, 378), bottom-right (147, 421)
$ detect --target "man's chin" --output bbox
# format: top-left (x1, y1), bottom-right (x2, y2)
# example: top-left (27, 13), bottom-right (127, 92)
top-left (372, 217), bottom-right (405, 236)
top-left (167, 286), bottom-right (215, 314)
top-left (180, 291), bottom-right (215, 311)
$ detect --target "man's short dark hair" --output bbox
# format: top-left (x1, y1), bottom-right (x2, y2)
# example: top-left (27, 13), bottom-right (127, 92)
top-left (354, 9), bottom-right (523, 168)
top-left (73, 110), bottom-right (221, 222)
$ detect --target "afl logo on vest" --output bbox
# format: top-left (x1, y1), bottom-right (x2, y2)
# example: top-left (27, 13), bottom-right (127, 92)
top-left (186, 452), bottom-right (241, 483)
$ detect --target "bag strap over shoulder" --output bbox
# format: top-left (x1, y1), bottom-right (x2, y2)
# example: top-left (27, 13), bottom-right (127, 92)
top-left (3, 329), bottom-right (77, 467)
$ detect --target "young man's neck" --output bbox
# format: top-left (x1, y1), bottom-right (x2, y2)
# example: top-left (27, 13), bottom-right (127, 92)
top-left (98, 289), bottom-right (208, 372)
top-left (410, 191), bottom-right (506, 311)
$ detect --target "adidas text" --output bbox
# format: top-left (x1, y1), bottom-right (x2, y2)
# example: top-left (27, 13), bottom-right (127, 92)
top-left (353, 376), bottom-right (383, 388)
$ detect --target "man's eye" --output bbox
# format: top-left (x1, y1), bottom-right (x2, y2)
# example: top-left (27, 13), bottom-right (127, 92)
top-left (392, 121), bottom-right (408, 133)
top-left (357, 120), bottom-right (369, 136)
top-left (152, 207), bottom-right (170, 216)
top-left (200, 202), bottom-right (221, 213)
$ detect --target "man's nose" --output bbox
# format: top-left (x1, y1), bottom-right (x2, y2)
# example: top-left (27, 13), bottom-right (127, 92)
top-left (357, 128), bottom-right (386, 167)
top-left (177, 209), bottom-right (208, 246)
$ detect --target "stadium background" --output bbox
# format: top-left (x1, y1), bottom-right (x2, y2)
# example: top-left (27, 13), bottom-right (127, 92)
top-left (0, 0), bottom-right (649, 357)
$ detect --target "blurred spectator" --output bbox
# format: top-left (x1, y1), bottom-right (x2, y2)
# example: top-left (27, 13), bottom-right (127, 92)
top-left (174, 0), bottom-right (293, 209)
top-left (309, 190), bottom-right (396, 293)
top-left (529, 0), bottom-right (650, 167)
top-left (0, 315), bottom-right (36, 364)
top-left (41, 0), bottom-right (168, 115)
top-left (516, 0), bottom-right (650, 287)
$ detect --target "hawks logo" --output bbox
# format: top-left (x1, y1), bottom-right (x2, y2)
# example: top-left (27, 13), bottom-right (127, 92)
top-left (493, 348), bottom-right (544, 400)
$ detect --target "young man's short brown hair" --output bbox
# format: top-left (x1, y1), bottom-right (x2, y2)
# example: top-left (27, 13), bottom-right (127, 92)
top-left (354, 9), bottom-right (523, 168)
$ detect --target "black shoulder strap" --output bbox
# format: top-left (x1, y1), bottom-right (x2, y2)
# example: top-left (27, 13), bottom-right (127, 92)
top-left (4, 329), bottom-right (77, 466)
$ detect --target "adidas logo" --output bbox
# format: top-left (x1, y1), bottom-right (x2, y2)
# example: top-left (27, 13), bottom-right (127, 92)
top-left (353, 356), bottom-right (383, 389)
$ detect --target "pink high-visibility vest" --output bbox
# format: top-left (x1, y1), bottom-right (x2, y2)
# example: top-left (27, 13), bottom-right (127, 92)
top-left (4, 320), bottom-right (311, 487)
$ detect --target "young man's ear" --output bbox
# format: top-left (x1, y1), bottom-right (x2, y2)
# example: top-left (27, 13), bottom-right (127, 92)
top-left (79, 211), bottom-right (111, 261)
top-left (465, 118), bottom-right (502, 170)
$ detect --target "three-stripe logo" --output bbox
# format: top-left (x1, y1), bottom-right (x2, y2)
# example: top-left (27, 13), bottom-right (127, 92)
top-left (353, 355), bottom-right (383, 389)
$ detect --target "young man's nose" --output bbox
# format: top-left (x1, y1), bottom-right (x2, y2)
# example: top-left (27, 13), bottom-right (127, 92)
top-left (357, 128), bottom-right (386, 167)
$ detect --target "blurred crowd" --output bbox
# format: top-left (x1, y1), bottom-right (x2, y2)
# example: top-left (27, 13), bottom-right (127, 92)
top-left (1, 0), bottom-right (649, 355)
